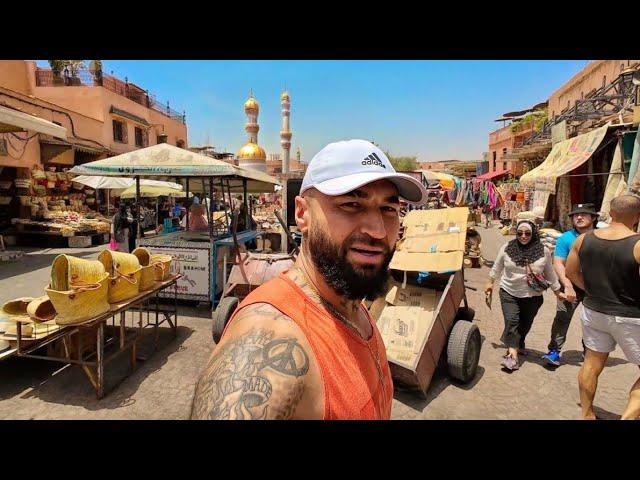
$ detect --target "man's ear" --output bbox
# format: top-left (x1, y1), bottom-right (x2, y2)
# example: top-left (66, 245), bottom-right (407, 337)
top-left (295, 195), bottom-right (310, 235)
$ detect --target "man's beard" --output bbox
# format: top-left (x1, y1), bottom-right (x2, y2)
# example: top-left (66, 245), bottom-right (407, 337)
top-left (306, 225), bottom-right (393, 301)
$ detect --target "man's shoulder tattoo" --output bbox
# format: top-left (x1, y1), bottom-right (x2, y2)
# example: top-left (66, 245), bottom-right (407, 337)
top-left (191, 327), bottom-right (310, 420)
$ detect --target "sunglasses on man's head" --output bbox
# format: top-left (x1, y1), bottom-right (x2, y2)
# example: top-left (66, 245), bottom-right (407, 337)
top-left (516, 230), bottom-right (532, 237)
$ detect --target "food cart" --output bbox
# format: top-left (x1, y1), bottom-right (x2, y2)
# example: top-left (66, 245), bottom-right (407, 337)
top-left (368, 207), bottom-right (481, 397)
top-left (69, 143), bottom-right (281, 306)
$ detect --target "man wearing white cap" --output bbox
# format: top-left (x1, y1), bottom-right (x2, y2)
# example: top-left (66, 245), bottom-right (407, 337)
top-left (192, 139), bottom-right (427, 420)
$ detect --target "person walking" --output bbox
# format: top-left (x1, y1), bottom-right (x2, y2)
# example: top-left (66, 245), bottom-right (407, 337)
top-left (542, 204), bottom-right (598, 367)
top-left (566, 194), bottom-right (640, 420)
top-left (112, 204), bottom-right (131, 253)
top-left (485, 219), bottom-right (565, 371)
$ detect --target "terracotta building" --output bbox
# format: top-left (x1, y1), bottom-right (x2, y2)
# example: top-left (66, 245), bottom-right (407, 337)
top-left (548, 60), bottom-right (640, 120)
top-left (0, 60), bottom-right (188, 173)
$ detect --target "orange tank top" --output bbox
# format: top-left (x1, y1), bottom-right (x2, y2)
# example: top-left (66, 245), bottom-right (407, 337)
top-left (222, 273), bottom-right (394, 420)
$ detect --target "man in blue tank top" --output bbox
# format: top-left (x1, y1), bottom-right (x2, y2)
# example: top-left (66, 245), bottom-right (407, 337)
top-left (566, 195), bottom-right (640, 420)
top-left (542, 204), bottom-right (598, 367)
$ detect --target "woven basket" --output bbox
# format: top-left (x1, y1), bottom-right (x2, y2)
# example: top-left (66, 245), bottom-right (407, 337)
top-left (46, 255), bottom-right (110, 325)
top-left (2, 297), bottom-right (34, 321)
top-left (98, 250), bottom-right (142, 303)
top-left (150, 254), bottom-right (173, 281)
top-left (132, 247), bottom-right (157, 291)
top-left (26, 296), bottom-right (57, 323)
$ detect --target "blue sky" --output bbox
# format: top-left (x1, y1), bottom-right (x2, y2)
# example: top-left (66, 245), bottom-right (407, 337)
top-left (37, 60), bottom-right (589, 162)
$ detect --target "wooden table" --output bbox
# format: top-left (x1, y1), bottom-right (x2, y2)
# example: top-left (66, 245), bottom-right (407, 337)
top-left (4, 275), bottom-right (180, 399)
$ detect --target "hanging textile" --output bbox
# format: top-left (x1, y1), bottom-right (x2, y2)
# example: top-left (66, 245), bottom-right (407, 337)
top-left (601, 141), bottom-right (626, 219)
top-left (629, 129), bottom-right (640, 193)
top-left (556, 176), bottom-right (572, 231)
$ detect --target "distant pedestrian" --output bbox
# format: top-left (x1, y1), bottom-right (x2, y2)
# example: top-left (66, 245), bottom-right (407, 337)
top-left (566, 195), bottom-right (640, 420)
top-left (485, 219), bottom-right (565, 371)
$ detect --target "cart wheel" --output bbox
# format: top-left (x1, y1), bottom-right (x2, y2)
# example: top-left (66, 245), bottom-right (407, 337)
top-left (212, 297), bottom-right (239, 343)
top-left (456, 306), bottom-right (475, 321)
top-left (447, 321), bottom-right (481, 383)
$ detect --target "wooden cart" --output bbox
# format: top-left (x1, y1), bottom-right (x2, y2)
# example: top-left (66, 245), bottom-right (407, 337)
top-left (368, 207), bottom-right (481, 397)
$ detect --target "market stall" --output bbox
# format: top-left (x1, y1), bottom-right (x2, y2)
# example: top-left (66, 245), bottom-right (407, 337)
top-left (69, 143), bottom-right (281, 306)
top-left (520, 123), bottom-right (634, 230)
top-left (0, 248), bottom-right (179, 398)
top-left (1, 164), bottom-right (113, 248)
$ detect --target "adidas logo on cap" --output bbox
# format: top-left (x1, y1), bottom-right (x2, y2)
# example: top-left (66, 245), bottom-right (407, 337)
top-left (361, 152), bottom-right (386, 169)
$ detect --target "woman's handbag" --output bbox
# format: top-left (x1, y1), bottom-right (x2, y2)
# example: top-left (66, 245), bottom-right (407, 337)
top-left (526, 263), bottom-right (551, 292)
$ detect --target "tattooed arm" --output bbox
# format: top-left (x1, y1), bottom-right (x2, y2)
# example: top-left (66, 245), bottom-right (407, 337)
top-left (190, 303), bottom-right (322, 420)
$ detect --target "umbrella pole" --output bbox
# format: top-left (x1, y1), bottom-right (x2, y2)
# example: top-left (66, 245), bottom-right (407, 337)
top-left (156, 197), bottom-right (159, 230)
top-left (107, 189), bottom-right (110, 216)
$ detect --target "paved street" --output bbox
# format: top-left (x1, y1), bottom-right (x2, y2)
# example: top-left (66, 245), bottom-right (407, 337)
top-left (0, 228), bottom-right (638, 419)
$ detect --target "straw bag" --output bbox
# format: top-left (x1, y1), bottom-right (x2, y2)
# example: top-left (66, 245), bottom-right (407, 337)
top-left (132, 247), bottom-right (158, 291)
top-left (98, 250), bottom-right (142, 303)
top-left (26, 296), bottom-right (57, 323)
top-left (45, 254), bottom-right (110, 325)
top-left (1, 297), bottom-right (34, 322)
top-left (150, 253), bottom-right (173, 281)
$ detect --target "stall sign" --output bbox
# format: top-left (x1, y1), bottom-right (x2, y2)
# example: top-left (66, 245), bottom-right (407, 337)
top-left (147, 246), bottom-right (210, 299)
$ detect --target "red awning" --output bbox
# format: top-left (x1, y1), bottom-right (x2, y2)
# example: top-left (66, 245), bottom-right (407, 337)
top-left (475, 169), bottom-right (509, 181)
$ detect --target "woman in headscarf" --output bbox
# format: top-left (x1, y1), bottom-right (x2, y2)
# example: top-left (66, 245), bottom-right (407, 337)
top-left (485, 219), bottom-right (566, 371)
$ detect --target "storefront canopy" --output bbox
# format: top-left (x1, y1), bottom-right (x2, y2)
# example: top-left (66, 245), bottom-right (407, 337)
top-left (69, 143), bottom-right (280, 193)
top-left (0, 105), bottom-right (67, 139)
top-left (475, 169), bottom-right (509, 181)
top-left (520, 124), bottom-right (610, 193)
top-left (71, 175), bottom-right (182, 190)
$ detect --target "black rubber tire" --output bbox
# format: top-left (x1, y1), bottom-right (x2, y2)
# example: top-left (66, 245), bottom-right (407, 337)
top-left (447, 320), bottom-right (481, 383)
top-left (212, 297), bottom-right (239, 343)
top-left (456, 306), bottom-right (476, 322)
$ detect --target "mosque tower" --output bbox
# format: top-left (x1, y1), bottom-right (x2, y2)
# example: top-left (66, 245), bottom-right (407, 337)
top-left (236, 91), bottom-right (267, 172)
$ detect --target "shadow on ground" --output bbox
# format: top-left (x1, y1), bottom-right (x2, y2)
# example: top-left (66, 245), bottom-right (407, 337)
top-left (0, 251), bottom-right (99, 281)
top-left (1, 326), bottom-right (194, 411)
top-left (393, 335), bottom-right (487, 412)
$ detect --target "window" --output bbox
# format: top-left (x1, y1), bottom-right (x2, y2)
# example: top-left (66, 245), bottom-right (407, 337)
top-left (502, 147), bottom-right (507, 155)
top-left (113, 120), bottom-right (127, 143)
top-left (492, 159), bottom-right (496, 171)
top-left (134, 127), bottom-right (147, 148)
top-left (503, 162), bottom-right (507, 171)
top-left (176, 139), bottom-right (185, 148)
top-left (602, 75), bottom-right (607, 87)
top-left (621, 63), bottom-right (625, 72)
top-left (492, 151), bottom-right (497, 161)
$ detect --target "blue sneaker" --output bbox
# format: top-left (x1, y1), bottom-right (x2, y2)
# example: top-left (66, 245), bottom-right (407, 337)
top-left (542, 350), bottom-right (561, 366)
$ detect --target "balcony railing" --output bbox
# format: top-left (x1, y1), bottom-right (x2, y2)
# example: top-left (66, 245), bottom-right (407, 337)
top-left (35, 68), bottom-right (186, 124)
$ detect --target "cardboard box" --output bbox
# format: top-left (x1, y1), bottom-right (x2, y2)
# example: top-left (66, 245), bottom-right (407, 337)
top-left (390, 207), bottom-right (468, 273)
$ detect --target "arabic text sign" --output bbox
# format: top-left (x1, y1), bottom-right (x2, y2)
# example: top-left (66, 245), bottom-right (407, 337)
top-left (147, 246), bottom-right (210, 298)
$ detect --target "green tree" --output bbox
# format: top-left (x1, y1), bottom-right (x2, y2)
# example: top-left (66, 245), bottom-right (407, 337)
top-left (386, 152), bottom-right (418, 171)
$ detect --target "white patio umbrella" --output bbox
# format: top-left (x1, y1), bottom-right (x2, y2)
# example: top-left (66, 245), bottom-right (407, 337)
top-left (71, 175), bottom-right (183, 215)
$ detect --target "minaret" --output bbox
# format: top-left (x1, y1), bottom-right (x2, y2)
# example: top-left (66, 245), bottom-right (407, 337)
top-left (236, 90), bottom-right (267, 172)
top-left (280, 90), bottom-right (292, 174)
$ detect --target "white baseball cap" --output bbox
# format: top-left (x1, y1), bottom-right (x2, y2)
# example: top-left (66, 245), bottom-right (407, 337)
top-left (300, 139), bottom-right (427, 204)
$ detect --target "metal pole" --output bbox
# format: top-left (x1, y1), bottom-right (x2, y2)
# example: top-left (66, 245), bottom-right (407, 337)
top-left (97, 322), bottom-right (104, 398)
top-left (135, 176), bottom-right (141, 239)
top-left (220, 177), bottom-right (230, 232)
top-left (185, 177), bottom-right (190, 231)
top-left (209, 178), bottom-right (214, 239)
top-left (281, 177), bottom-right (288, 253)
top-left (243, 178), bottom-right (248, 231)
